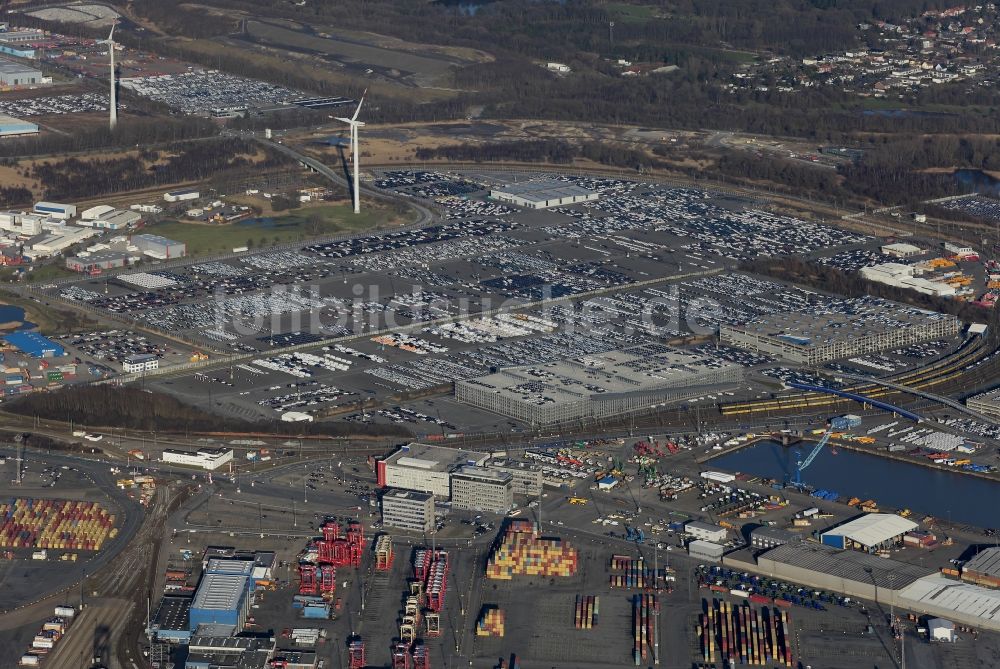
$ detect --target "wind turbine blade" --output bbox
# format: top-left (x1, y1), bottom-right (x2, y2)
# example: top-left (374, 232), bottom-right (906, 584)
top-left (108, 22), bottom-right (116, 42)
top-left (351, 89), bottom-right (367, 122)
top-left (333, 117), bottom-right (352, 124)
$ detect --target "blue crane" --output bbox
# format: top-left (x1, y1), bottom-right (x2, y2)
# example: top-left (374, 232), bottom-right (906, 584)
top-left (792, 429), bottom-right (833, 488)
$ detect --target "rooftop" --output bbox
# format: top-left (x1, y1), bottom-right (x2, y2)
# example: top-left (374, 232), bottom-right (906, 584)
top-left (760, 541), bottom-right (933, 590)
top-left (205, 558), bottom-right (255, 576)
top-left (151, 596), bottom-right (190, 632)
top-left (191, 573), bottom-right (249, 612)
top-left (451, 465), bottom-right (513, 484)
top-left (385, 443), bottom-right (488, 472)
top-left (459, 344), bottom-right (741, 408)
top-left (727, 298), bottom-right (957, 348)
top-left (900, 575), bottom-right (1000, 628)
top-left (963, 547), bottom-right (1000, 578)
top-left (490, 178), bottom-right (596, 203)
top-left (821, 513), bottom-right (919, 547)
top-left (384, 489), bottom-right (434, 502)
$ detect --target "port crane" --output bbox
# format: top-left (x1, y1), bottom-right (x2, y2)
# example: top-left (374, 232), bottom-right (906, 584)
top-left (792, 428), bottom-right (834, 488)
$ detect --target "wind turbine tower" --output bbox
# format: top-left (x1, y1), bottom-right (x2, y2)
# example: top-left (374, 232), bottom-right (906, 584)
top-left (335, 90), bottom-right (366, 214)
top-left (100, 23), bottom-right (118, 130)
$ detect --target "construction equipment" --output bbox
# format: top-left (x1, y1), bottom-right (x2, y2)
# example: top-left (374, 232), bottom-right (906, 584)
top-left (791, 429), bottom-right (833, 488)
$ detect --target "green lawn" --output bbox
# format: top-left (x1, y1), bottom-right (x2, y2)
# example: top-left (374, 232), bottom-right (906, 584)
top-left (606, 3), bottom-right (657, 21)
top-left (25, 263), bottom-right (77, 284)
top-left (141, 203), bottom-right (389, 256)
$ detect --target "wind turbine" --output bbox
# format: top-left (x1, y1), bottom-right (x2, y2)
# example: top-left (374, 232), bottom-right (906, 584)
top-left (335, 90), bottom-right (366, 214)
top-left (98, 22), bottom-right (118, 130)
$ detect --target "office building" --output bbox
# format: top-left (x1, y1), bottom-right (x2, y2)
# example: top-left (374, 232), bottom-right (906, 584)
top-left (486, 460), bottom-right (543, 497)
top-left (380, 489), bottom-right (434, 533)
top-left (123, 353), bottom-right (159, 373)
top-left (377, 443), bottom-right (488, 497)
top-left (685, 521), bottom-right (727, 543)
top-left (450, 466), bottom-right (513, 514)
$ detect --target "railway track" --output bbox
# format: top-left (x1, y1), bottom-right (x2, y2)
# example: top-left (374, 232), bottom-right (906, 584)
top-left (720, 336), bottom-right (998, 418)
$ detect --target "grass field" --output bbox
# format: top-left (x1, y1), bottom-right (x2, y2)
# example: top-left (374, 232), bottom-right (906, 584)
top-left (141, 203), bottom-right (393, 256)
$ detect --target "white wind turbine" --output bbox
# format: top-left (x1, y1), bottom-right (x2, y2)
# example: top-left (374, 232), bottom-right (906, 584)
top-left (98, 22), bottom-right (118, 130)
top-left (335, 90), bottom-right (366, 214)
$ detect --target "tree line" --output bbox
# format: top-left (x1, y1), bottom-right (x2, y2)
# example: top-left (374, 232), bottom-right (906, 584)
top-left (7, 385), bottom-right (412, 437)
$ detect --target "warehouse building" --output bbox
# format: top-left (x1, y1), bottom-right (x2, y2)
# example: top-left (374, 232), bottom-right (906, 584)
top-left (3, 332), bottom-right (64, 358)
top-left (185, 636), bottom-right (273, 669)
top-left (752, 541), bottom-right (933, 602)
top-left (485, 460), bottom-right (543, 497)
top-left (377, 443), bottom-right (488, 497)
top-left (456, 344), bottom-right (743, 426)
top-left (685, 520), bottom-right (728, 544)
top-left (688, 540), bottom-right (725, 562)
top-left (0, 59), bottom-right (41, 87)
top-left (65, 251), bottom-right (131, 273)
top-left (881, 242), bottom-right (923, 258)
top-left (380, 489), bottom-right (434, 533)
top-left (966, 388), bottom-right (1000, 420)
top-left (490, 179), bottom-right (599, 209)
top-left (132, 233), bottom-right (186, 259)
top-left (163, 447), bottom-right (234, 470)
top-left (33, 202), bottom-right (75, 220)
top-left (450, 466), bottom-right (513, 514)
top-left (27, 227), bottom-right (97, 257)
top-left (899, 577), bottom-right (1000, 632)
top-left (80, 207), bottom-right (141, 230)
top-left (164, 188), bottom-right (199, 202)
top-left (189, 573), bottom-right (251, 632)
top-left (820, 513), bottom-right (918, 553)
top-left (148, 596), bottom-right (192, 643)
top-left (123, 353), bottom-right (159, 374)
top-left (961, 547), bottom-right (1000, 589)
top-left (749, 526), bottom-right (803, 551)
top-left (721, 300), bottom-right (960, 365)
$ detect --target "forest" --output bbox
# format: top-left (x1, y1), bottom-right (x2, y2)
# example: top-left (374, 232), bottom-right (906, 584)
top-left (25, 138), bottom-right (293, 200)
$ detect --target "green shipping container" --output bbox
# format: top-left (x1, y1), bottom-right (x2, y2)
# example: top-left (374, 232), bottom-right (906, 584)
top-left (46, 371), bottom-right (63, 381)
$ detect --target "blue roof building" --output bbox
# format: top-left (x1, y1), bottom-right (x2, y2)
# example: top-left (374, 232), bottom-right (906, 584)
top-left (189, 573), bottom-right (251, 632)
top-left (3, 331), bottom-right (64, 358)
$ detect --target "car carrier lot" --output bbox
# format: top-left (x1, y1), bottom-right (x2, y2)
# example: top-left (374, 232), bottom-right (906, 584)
top-left (42, 169), bottom-right (969, 430)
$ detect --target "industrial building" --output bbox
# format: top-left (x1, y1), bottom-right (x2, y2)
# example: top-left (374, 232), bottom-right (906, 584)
top-left (485, 460), bottom-right (543, 497)
top-left (377, 443), bottom-right (488, 497)
top-left (688, 540), bottom-right (725, 562)
top-left (123, 353), bottom-right (159, 374)
top-left (860, 263), bottom-right (957, 298)
top-left (164, 188), bottom-right (200, 203)
top-left (79, 207), bottom-right (140, 230)
top-left (450, 466), bottom-right (513, 514)
top-left (27, 227), bottom-right (98, 257)
top-left (881, 242), bottom-right (923, 258)
top-left (185, 636), bottom-right (273, 669)
top-left (749, 526), bottom-right (803, 551)
top-left (132, 233), bottom-right (186, 259)
top-left (685, 520), bottom-right (728, 544)
top-left (380, 489), bottom-right (434, 533)
top-left (0, 59), bottom-right (41, 87)
top-left (162, 447), bottom-right (234, 470)
top-left (189, 573), bottom-right (252, 633)
top-left (961, 547), bottom-right (1000, 588)
top-left (65, 251), bottom-right (130, 273)
top-left (148, 596), bottom-right (192, 643)
top-left (720, 300), bottom-right (960, 365)
top-left (456, 344), bottom-right (743, 426)
top-left (820, 513), bottom-right (918, 553)
top-left (3, 332), bottom-right (64, 358)
top-left (967, 388), bottom-right (1000, 420)
top-left (33, 202), bottom-right (75, 220)
top-left (489, 179), bottom-right (599, 209)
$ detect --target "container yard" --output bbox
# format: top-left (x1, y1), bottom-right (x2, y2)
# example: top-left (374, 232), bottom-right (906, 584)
top-left (486, 520), bottom-right (578, 580)
top-left (18, 605), bottom-right (76, 666)
top-left (476, 606), bottom-right (505, 637)
top-left (0, 498), bottom-right (115, 551)
top-left (632, 594), bottom-right (659, 665)
top-left (697, 599), bottom-right (794, 668)
top-left (574, 595), bottom-right (599, 629)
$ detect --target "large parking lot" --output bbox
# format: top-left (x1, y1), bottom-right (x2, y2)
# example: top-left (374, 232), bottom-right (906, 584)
top-left (40, 169), bottom-right (966, 428)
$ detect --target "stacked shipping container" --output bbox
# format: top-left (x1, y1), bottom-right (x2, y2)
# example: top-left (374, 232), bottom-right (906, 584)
top-left (485, 520), bottom-right (578, 580)
top-left (0, 499), bottom-right (115, 551)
